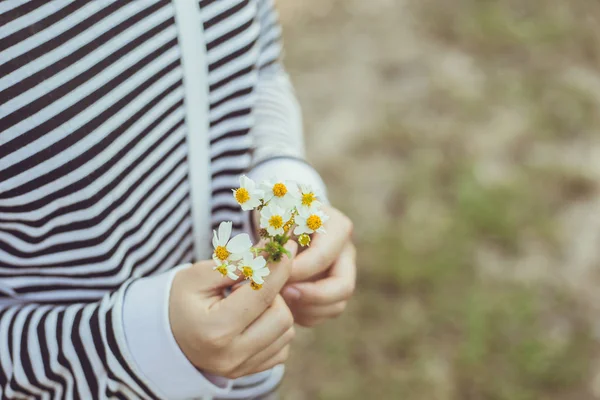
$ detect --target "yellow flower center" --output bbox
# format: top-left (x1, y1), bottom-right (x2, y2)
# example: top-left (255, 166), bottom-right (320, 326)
top-left (272, 183), bottom-right (287, 198)
top-left (234, 188), bottom-right (250, 204)
top-left (216, 264), bottom-right (228, 276)
top-left (301, 192), bottom-right (316, 207)
top-left (250, 281), bottom-right (263, 290)
top-left (269, 215), bottom-right (283, 229)
top-left (298, 234), bottom-right (311, 247)
top-left (306, 215), bottom-right (322, 231)
top-left (214, 246), bottom-right (230, 261)
top-left (241, 266), bottom-right (253, 278)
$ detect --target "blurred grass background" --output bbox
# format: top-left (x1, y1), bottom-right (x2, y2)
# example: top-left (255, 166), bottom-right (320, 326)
top-left (276, 0), bottom-right (600, 399)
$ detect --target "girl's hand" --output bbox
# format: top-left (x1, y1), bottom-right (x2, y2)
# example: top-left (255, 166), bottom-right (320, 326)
top-left (281, 206), bottom-right (356, 327)
top-left (169, 243), bottom-right (298, 378)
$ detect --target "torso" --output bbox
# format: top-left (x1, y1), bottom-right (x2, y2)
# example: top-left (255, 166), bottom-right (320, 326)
top-left (0, 0), bottom-right (266, 304)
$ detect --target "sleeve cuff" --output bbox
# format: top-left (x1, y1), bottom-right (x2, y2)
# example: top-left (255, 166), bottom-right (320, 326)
top-left (122, 264), bottom-right (234, 400)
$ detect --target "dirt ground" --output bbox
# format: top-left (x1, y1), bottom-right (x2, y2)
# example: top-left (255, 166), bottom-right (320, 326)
top-left (276, 0), bottom-right (600, 399)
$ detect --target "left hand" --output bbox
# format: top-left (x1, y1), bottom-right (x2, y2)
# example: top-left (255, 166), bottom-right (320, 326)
top-left (280, 205), bottom-right (356, 327)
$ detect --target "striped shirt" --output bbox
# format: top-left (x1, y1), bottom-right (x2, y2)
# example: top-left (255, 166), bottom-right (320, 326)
top-left (0, 1), bottom-right (324, 399)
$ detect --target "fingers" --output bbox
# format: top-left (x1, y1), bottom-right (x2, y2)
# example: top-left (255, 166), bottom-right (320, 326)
top-left (289, 207), bottom-right (353, 282)
top-left (216, 241), bottom-right (298, 332)
top-left (292, 301), bottom-right (348, 320)
top-left (284, 243), bottom-right (356, 306)
top-left (234, 327), bottom-right (295, 377)
top-left (237, 295), bottom-right (293, 351)
top-left (238, 345), bottom-right (291, 378)
top-left (293, 316), bottom-right (326, 328)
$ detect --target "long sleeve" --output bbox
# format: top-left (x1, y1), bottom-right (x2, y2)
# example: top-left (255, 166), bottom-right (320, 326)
top-left (122, 265), bottom-right (235, 400)
top-left (250, 0), bottom-right (304, 165)
top-left (0, 267), bottom-right (234, 400)
top-left (248, 0), bottom-right (327, 197)
top-left (0, 280), bottom-right (160, 399)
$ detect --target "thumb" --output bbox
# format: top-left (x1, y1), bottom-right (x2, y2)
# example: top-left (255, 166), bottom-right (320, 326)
top-left (217, 241), bottom-right (298, 332)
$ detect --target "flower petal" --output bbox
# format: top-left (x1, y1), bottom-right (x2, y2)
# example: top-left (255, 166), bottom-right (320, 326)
top-left (229, 253), bottom-right (244, 261)
top-left (226, 233), bottom-right (252, 254)
top-left (297, 208), bottom-right (310, 218)
top-left (260, 206), bottom-right (272, 218)
top-left (267, 226), bottom-right (283, 236)
top-left (253, 275), bottom-right (264, 284)
top-left (282, 209), bottom-right (292, 221)
top-left (212, 230), bottom-right (219, 249)
top-left (242, 252), bottom-right (254, 265)
top-left (251, 256), bottom-right (267, 269)
top-left (227, 271), bottom-right (239, 280)
top-left (218, 221), bottom-right (232, 245)
top-left (260, 217), bottom-right (270, 229)
top-left (241, 175), bottom-right (255, 190)
top-left (255, 267), bottom-right (270, 277)
top-left (240, 203), bottom-right (254, 211)
top-left (247, 197), bottom-right (261, 208)
top-left (262, 189), bottom-right (274, 203)
top-left (294, 226), bottom-right (309, 235)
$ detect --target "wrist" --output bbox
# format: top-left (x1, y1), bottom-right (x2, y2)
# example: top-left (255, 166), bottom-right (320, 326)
top-left (122, 265), bottom-right (233, 399)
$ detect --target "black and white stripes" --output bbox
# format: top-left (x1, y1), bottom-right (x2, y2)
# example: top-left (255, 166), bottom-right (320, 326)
top-left (0, 0), bottom-right (299, 398)
top-left (202, 0), bottom-right (261, 230)
top-left (0, 0), bottom-right (191, 291)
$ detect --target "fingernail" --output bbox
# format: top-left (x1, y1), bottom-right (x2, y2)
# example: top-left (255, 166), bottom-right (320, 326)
top-left (283, 286), bottom-right (301, 301)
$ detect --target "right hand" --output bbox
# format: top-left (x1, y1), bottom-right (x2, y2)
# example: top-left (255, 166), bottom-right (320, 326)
top-left (169, 242), bottom-right (298, 379)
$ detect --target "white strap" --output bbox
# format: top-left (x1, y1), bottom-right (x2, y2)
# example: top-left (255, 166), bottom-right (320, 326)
top-left (173, 0), bottom-right (211, 261)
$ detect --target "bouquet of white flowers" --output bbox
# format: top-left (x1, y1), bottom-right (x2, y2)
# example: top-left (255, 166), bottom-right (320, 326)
top-left (211, 176), bottom-right (329, 290)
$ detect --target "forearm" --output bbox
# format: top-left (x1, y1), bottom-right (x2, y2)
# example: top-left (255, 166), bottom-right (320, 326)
top-left (250, 70), bottom-right (306, 166)
top-left (122, 265), bottom-right (235, 399)
top-left (250, 0), bottom-right (308, 169)
top-left (247, 0), bottom-right (328, 235)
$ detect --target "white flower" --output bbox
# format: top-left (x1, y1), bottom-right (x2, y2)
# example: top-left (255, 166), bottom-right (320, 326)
top-left (232, 175), bottom-right (264, 211)
top-left (294, 183), bottom-right (322, 211)
top-left (260, 178), bottom-right (296, 208)
top-left (238, 254), bottom-right (270, 285)
top-left (294, 208), bottom-right (329, 235)
top-left (212, 221), bottom-right (252, 264)
top-left (260, 203), bottom-right (292, 236)
top-left (213, 262), bottom-right (239, 280)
